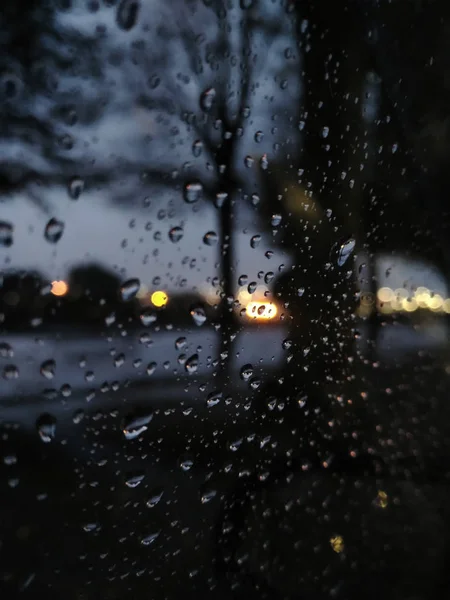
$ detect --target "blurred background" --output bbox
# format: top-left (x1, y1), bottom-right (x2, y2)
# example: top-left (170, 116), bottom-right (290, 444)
top-left (1, 0), bottom-right (450, 598)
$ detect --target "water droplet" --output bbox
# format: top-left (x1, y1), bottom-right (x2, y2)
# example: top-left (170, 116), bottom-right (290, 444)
top-left (247, 282), bottom-right (257, 294)
top-left (168, 226), bottom-right (183, 243)
top-left (122, 409), bottom-right (153, 440)
top-left (240, 364), bottom-right (253, 381)
top-left (271, 214), bottom-right (282, 227)
top-left (3, 364), bottom-right (18, 380)
top-left (40, 359), bottom-right (55, 380)
top-left (140, 309), bottom-right (157, 326)
top-left (215, 191), bottom-right (228, 208)
top-left (297, 287), bottom-right (305, 297)
top-left (119, 278), bottom-right (140, 301)
top-left (200, 87), bottom-right (216, 112)
top-left (146, 488), bottom-right (164, 508)
top-left (0, 221), bottom-right (13, 247)
top-left (125, 472), bottom-right (145, 488)
top-left (250, 234), bottom-right (261, 248)
top-left (200, 488), bottom-right (217, 504)
top-left (321, 126), bottom-right (330, 138)
top-left (117, 0), bottom-right (140, 31)
top-left (175, 337), bottom-right (187, 350)
top-left (260, 154), bottom-right (269, 170)
top-left (147, 361), bottom-right (157, 375)
top-left (240, 0), bottom-right (253, 7)
top-left (282, 339), bottom-right (292, 350)
top-left (36, 413), bottom-right (56, 443)
top-left (179, 455), bottom-right (194, 471)
top-left (73, 409), bottom-right (84, 424)
top-left (238, 274), bottom-right (248, 286)
top-left (44, 218), bottom-right (64, 243)
top-left (244, 155), bottom-right (254, 168)
top-left (254, 130), bottom-right (263, 143)
top-left (264, 271), bottom-right (274, 284)
top-left (68, 177), bottom-right (84, 200)
top-left (184, 181), bottom-right (203, 203)
top-left (192, 140), bottom-right (203, 157)
top-left (0, 343), bottom-right (13, 358)
top-left (141, 531), bottom-right (160, 546)
top-left (337, 237), bottom-right (356, 266)
top-left (203, 231), bottom-right (218, 246)
top-left (206, 390), bottom-right (222, 408)
top-left (185, 354), bottom-right (199, 374)
top-left (190, 304), bottom-right (207, 326)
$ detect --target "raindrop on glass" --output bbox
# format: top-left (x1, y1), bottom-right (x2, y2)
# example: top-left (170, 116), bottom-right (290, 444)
top-left (168, 226), bottom-right (183, 243)
top-left (203, 231), bottom-right (218, 246)
top-left (250, 234), bottom-right (261, 248)
top-left (117, 0), bottom-right (140, 31)
top-left (44, 218), bottom-right (65, 244)
top-left (337, 237), bottom-right (356, 266)
top-left (40, 359), bottom-right (56, 380)
top-left (0, 221), bottom-right (13, 247)
top-left (271, 214), bottom-right (282, 227)
top-left (119, 278), bottom-right (140, 302)
top-left (36, 413), bottom-right (56, 443)
top-left (184, 181), bottom-right (203, 204)
top-left (190, 304), bottom-right (207, 326)
top-left (200, 87), bottom-right (216, 112)
top-left (122, 410), bottom-right (153, 440)
top-left (185, 353), bottom-right (199, 374)
top-left (240, 364), bottom-right (253, 382)
top-left (68, 177), bottom-right (84, 200)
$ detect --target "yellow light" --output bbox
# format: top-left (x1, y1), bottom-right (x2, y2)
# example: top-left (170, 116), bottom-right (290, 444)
top-left (376, 490), bottom-right (388, 509)
top-left (377, 287), bottom-right (394, 303)
top-left (427, 293), bottom-right (443, 311)
top-left (401, 297), bottom-right (417, 312)
top-left (246, 301), bottom-right (278, 320)
top-left (151, 290), bottom-right (168, 307)
top-left (330, 535), bottom-right (344, 554)
top-left (51, 280), bottom-right (68, 297)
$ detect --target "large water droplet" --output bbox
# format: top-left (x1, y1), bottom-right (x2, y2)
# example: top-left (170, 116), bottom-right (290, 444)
top-left (200, 488), bottom-right (217, 504)
top-left (175, 337), bottom-right (187, 350)
top-left (141, 531), bottom-right (160, 546)
top-left (185, 353), bottom-right (199, 374)
top-left (192, 140), bottom-right (203, 157)
top-left (122, 409), bottom-right (153, 440)
top-left (250, 234), bottom-right (261, 248)
top-left (2, 364), bottom-right (19, 380)
top-left (203, 231), bottom-right (218, 246)
top-left (40, 359), bottom-right (56, 380)
top-left (125, 472), bottom-right (145, 488)
top-left (190, 304), bottom-right (207, 326)
top-left (271, 214), bottom-right (282, 227)
top-left (36, 413), bottom-right (56, 443)
top-left (337, 237), bottom-right (356, 266)
top-left (140, 309), bottom-right (157, 326)
top-left (168, 226), bottom-right (183, 243)
top-left (44, 218), bottom-right (65, 243)
top-left (68, 177), bottom-right (84, 200)
top-left (206, 390), bottom-right (222, 408)
top-left (146, 488), bottom-right (164, 508)
top-left (215, 191), bottom-right (228, 208)
top-left (200, 87), bottom-right (216, 112)
top-left (184, 181), bottom-right (203, 203)
top-left (0, 343), bottom-right (13, 358)
top-left (0, 221), bottom-right (13, 247)
top-left (117, 0), bottom-right (140, 31)
top-left (119, 278), bottom-right (140, 302)
top-left (240, 364), bottom-right (253, 381)
top-left (179, 455), bottom-right (194, 471)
